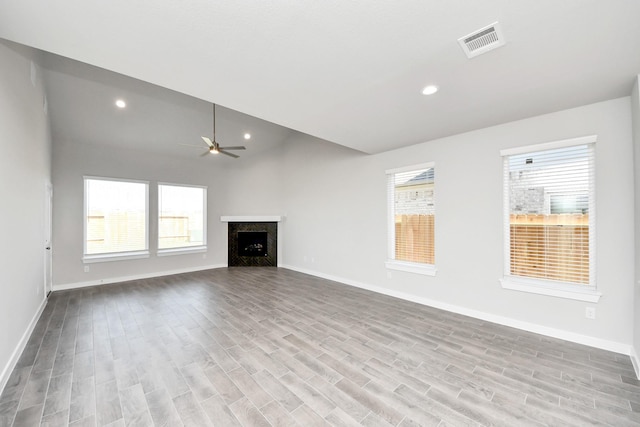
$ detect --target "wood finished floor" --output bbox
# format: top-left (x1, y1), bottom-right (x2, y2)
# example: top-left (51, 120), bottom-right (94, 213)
top-left (1, 268), bottom-right (639, 427)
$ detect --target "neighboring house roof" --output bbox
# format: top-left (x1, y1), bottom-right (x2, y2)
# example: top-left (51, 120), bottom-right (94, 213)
top-left (398, 169), bottom-right (434, 187)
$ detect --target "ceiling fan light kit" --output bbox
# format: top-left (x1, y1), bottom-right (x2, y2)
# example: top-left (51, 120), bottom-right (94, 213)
top-left (187, 103), bottom-right (247, 159)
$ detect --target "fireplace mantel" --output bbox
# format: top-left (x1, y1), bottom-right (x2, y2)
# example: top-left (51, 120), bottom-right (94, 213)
top-left (220, 215), bottom-right (284, 222)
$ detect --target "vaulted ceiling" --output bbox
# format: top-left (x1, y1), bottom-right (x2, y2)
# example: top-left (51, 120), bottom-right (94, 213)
top-left (1, 1), bottom-right (639, 155)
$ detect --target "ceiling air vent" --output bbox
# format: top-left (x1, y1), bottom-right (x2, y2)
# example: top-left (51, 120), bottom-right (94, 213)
top-left (458, 22), bottom-right (506, 58)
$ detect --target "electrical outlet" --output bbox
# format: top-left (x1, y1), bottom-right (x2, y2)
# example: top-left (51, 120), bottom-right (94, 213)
top-left (84, 266), bottom-right (90, 273)
top-left (585, 307), bottom-right (596, 319)
top-left (202, 253), bottom-right (207, 259)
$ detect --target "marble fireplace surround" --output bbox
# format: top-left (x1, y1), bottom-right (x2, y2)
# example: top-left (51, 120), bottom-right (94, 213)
top-left (221, 216), bottom-right (283, 267)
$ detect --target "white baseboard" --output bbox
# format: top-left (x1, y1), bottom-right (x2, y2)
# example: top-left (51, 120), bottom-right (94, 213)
top-left (0, 297), bottom-right (47, 396)
top-left (281, 264), bottom-right (632, 356)
top-left (631, 346), bottom-right (640, 380)
top-left (53, 264), bottom-right (226, 291)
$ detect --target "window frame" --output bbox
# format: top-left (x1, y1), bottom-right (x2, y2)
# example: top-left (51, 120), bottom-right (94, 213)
top-left (83, 176), bottom-right (150, 263)
top-left (499, 135), bottom-right (601, 302)
top-left (385, 162), bottom-right (437, 276)
top-left (157, 182), bottom-right (208, 256)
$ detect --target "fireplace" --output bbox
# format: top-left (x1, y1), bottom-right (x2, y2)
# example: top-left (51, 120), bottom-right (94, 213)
top-left (227, 221), bottom-right (277, 267)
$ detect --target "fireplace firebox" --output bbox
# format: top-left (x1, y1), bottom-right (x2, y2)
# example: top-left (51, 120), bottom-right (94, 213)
top-left (237, 231), bottom-right (268, 257)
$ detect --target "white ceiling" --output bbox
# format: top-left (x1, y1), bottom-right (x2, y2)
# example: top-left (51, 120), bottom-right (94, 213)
top-left (38, 53), bottom-right (294, 160)
top-left (1, 0), bottom-right (639, 155)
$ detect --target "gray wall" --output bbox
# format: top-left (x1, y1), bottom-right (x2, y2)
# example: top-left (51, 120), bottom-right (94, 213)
top-left (0, 41), bottom-right (52, 389)
top-left (632, 75), bottom-right (640, 375)
top-left (281, 97), bottom-right (636, 353)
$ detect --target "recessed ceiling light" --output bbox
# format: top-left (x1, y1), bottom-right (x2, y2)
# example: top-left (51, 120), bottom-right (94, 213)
top-left (244, 133), bottom-right (251, 140)
top-left (115, 99), bottom-right (126, 108)
top-left (422, 85), bottom-right (439, 95)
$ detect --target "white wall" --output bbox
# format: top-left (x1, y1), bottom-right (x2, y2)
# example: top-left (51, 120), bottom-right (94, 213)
top-left (52, 142), bottom-right (229, 287)
top-left (51, 140), bottom-right (287, 287)
top-left (0, 40), bottom-right (52, 390)
top-left (632, 75), bottom-right (640, 376)
top-left (220, 145), bottom-right (285, 216)
top-left (281, 97), bottom-right (635, 353)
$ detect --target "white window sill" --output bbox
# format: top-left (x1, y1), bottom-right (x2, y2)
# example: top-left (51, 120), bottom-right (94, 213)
top-left (157, 246), bottom-right (207, 257)
top-left (500, 276), bottom-right (601, 302)
top-left (386, 260), bottom-right (437, 276)
top-left (83, 250), bottom-right (150, 264)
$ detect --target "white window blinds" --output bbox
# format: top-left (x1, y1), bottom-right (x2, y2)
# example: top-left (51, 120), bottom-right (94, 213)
top-left (387, 164), bottom-right (435, 266)
top-left (502, 136), bottom-right (595, 287)
top-left (84, 177), bottom-right (148, 256)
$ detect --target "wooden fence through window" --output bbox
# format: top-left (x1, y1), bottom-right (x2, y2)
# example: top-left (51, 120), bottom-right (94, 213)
top-left (395, 214), bottom-right (434, 264)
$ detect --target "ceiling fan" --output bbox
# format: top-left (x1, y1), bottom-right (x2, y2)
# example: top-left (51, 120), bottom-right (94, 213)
top-left (185, 104), bottom-right (246, 158)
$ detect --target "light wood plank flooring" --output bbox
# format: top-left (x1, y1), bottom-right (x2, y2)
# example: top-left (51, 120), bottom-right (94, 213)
top-left (1, 267), bottom-right (639, 426)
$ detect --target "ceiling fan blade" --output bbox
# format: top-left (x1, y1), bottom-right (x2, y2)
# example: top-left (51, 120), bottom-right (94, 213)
top-left (201, 136), bottom-right (214, 147)
top-left (200, 150), bottom-right (212, 157)
top-left (219, 150), bottom-right (239, 159)
top-left (219, 146), bottom-right (246, 151)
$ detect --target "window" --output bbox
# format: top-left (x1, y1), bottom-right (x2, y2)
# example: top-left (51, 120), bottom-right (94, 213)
top-left (158, 183), bottom-right (206, 252)
top-left (84, 177), bottom-right (149, 261)
top-left (386, 163), bottom-right (436, 275)
top-left (501, 135), bottom-right (599, 302)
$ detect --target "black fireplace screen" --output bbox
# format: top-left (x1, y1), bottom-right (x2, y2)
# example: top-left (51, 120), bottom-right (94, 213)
top-left (237, 231), bottom-right (268, 257)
